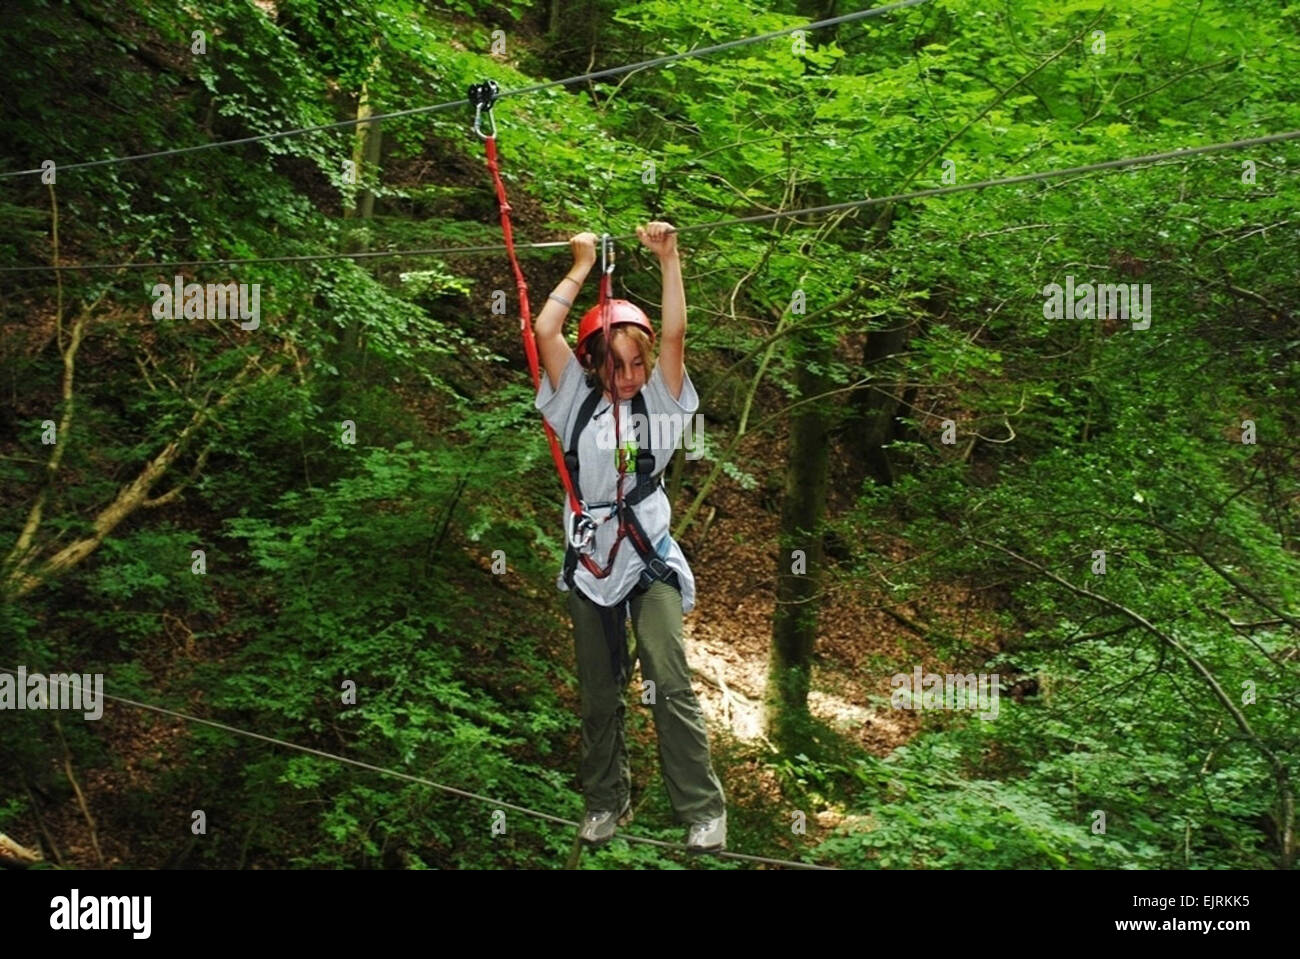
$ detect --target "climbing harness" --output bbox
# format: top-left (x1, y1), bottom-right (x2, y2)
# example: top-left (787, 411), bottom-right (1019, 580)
top-left (471, 80), bottom-right (681, 603)
top-left (559, 385), bottom-right (676, 594)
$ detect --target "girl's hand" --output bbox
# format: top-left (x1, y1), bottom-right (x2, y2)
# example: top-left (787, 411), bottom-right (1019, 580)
top-left (636, 221), bottom-right (678, 259)
top-left (570, 232), bottom-right (598, 269)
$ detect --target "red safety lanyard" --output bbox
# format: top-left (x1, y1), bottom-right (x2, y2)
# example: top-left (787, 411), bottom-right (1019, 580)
top-left (471, 81), bottom-right (629, 579)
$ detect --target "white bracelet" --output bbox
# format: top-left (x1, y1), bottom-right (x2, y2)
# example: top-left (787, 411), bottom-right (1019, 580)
top-left (548, 292), bottom-right (573, 307)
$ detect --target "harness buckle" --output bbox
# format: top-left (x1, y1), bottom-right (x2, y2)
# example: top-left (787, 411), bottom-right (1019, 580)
top-left (644, 555), bottom-right (672, 581)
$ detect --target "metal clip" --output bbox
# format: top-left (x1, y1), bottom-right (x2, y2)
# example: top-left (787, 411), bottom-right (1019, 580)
top-left (600, 233), bottom-right (615, 275)
top-left (568, 509), bottom-right (599, 553)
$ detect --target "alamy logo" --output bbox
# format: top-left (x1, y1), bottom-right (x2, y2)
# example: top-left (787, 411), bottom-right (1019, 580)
top-left (890, 666), bottom-right (1000, 720)
top-left (1041, 274), bottom-right (1151, 329)
top-left (50, 889), bottom-right (151, 939)
top-left (152, 276), bottom-right (260, 330)
top-left (594, 411), bottom-right (705, 461)
top-left (0, 667), bottom-right (104, 720)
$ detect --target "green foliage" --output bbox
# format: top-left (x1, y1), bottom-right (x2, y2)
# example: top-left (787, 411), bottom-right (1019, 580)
top-left (1, 0), bottom-right (1296, 870)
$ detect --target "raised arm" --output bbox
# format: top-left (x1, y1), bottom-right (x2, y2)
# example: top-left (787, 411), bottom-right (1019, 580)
top-left (637, 222), bottom-right (685, 401)
top-left (534, 233), bottom-right (596, 391)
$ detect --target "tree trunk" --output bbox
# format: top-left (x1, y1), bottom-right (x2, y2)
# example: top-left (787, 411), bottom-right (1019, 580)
top-left (853, 316), bottom-right (912, 486)
top-left (763, 324), bottom-right (832, 752)
top-left (333, 41), bottom-right (382, 397)
top-left (345, 58), bottom-right (382, 223)
top-left (844, 205), bottom-right (912, 490)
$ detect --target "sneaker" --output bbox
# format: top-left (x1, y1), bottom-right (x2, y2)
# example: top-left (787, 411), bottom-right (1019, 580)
top-left (686, 811), bottom-right (726, 853)
top-left (579, 799), bottom-right (633, 846)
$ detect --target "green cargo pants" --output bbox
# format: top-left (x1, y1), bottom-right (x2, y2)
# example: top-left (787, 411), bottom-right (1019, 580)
top-left (568, 580), bottom-right (727, 824)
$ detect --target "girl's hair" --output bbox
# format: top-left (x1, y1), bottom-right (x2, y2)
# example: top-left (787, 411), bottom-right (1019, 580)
top-left (581, 326), bottom-right (655, 392)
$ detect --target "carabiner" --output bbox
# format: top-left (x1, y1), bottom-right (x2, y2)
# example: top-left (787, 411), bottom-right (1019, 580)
top-left (473, 104), bottom-right (496, 140)
top-left (600, 233), bottom-right (615, 275)
top-left (568, 509), bottom-right (599, 553)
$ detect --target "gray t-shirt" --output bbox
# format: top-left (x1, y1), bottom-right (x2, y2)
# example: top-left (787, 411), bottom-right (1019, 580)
top-left (536, 353), bottom-right (699, 612)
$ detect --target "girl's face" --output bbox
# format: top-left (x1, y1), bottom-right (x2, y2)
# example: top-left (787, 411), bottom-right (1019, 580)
top-left (607, 332), bottom-right (647, 400)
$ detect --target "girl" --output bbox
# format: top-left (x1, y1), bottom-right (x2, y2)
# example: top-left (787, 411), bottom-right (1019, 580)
top-left (533, 222), bottom-right (727, 853)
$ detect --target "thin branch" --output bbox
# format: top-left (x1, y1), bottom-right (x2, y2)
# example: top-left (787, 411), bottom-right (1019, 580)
top-left (974, 536), bottom-right (1294, 866)
top-left (4, 352), bottom-right (278, 599)
top-left (1108, 515), bottom-right (1299, 632)
top-left (53, 715), bottom-right (104, 866)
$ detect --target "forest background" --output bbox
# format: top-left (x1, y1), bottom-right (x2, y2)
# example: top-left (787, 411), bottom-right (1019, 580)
top-left (1, 0), bottom-right (1297, 870)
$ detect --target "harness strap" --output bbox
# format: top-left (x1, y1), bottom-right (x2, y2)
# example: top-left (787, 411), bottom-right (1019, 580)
top-left (589, 587), bottom-right (632, 685)
top-left (564, 390), bottom-right (657, 501)
top-left (475, 107), bottom-right (584, 520)
top-left (571, 529), bottom-right (678, 684)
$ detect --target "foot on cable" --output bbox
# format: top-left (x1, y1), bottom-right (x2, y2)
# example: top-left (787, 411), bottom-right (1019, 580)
top-left (686, 811), bottom-right (727, 854)
top-left (579, 798), bottom-right (633, 846)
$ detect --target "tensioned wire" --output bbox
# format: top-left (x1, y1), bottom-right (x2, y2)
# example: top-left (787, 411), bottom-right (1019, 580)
top-left (3, 129), bottom-right (1296, 274)
top-left (0, 0), bottom-right (935, 179)
top-left (0, 665), bottom-right (834, 870)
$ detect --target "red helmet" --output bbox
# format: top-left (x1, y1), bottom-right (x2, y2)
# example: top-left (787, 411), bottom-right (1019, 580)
top-left (575, 299), bottom-right (655, 365)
